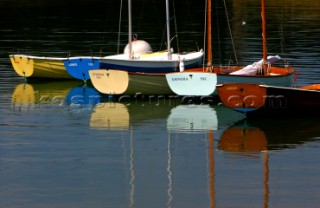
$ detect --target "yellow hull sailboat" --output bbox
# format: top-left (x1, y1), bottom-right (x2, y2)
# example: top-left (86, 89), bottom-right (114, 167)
top-left (9, 54), bottom-right (73, 79)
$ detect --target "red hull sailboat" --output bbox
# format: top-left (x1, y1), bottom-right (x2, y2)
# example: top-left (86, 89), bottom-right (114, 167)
top-left (216, 83), bottom-right (320, 117)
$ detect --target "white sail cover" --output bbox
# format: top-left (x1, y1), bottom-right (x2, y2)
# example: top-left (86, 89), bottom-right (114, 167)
top-left (230, 55), bottom-right (281, 76)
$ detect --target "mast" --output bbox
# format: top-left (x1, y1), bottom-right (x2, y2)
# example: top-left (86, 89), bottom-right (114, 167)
top-left (166, 0), bottom-right (172, 60)
top-left (207, 0), bottom-right (212, 67)
top-left (261, 0), bottom-right (267, 75)
top-left (128, 0), bottom-right (132, 59)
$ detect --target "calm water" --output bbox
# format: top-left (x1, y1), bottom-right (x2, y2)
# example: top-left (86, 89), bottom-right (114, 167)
top-left (1, 0), bottom-right (320, 207)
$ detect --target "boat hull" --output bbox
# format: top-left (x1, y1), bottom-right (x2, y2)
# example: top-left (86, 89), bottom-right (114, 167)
top-left (9, 54), bottom-right (73, 79)
top-left (89, 69), bottom-right (174, 95)
top-left (64, 57), bottom-right (101, 81)
top-left (166, 66), bottom-right (295, 96)
top-left (217, 67), bottom-right (295, 89)
top-left (217, 83), bottom-right (320, 117)
top-left (165, 71), bottom-right (217, 96)
top-left (99, 51), bottom-right (204, 73)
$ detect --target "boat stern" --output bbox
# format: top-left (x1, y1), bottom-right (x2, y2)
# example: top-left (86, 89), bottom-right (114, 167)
top-left (217, 83), bottom-right (267, 113)
top-left (9, 54), bottom-right (34, 77)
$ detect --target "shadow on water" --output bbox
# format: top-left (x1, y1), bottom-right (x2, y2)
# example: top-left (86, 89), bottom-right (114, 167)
top-left (216, 116), bottom-right (320, 208)
top-left (219, 117), bottom-right (320, 152)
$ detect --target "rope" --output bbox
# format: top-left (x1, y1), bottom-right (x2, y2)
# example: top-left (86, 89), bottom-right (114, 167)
top-left (275, 7), bottom-right (289, 66)
top-left (222, 0), bottom-right (238, 64)
top-left (99, 1), bottom-right (113, 56)
top-left (214, 0), bottom-right (221, 65)
top-left (117, 0), bottom-right (123, 54)
top-left (172, 0), bottom-right (180, 53)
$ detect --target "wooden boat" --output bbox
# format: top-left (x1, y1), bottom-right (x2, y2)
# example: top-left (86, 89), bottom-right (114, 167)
top-left (165, 0), bottom-right (295, 96)
top-left (216, 83), bottom-right (320, 117)
top-left (97, 0), bottom-right (203, 74)
top-left (9, 54), bottom-right (73, 79)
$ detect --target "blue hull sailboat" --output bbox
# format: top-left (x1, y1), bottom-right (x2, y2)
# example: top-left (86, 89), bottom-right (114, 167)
top-left (64, 56), bottom-right (101, 82)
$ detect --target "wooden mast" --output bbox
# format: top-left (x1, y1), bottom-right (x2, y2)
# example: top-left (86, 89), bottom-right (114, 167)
top-left (261, 0), bottom-right (267, 75)
top-left (207, 0), bottom-right (212, 68)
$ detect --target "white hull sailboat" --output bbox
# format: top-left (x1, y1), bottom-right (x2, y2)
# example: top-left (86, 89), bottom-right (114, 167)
top-left (89, 0), bottom-right (210, 95)
top-left (99, 0), bottom-right (203, 73)
top-left (99, 50), bottom-right (204, 73)
top-left (88, 0), bottom-right (203, 85)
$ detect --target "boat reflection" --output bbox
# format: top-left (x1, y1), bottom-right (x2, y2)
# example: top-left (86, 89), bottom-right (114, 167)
top-left (90, 100), bottom-right (180, 207)
top-left (218, 117), bottom-right (320, 208)
top-left (11, 81), bottom-right (102, 111)
top-left (90, 100), bottom-right (176, 130)
top-left (168, 105), bottom-right (244, 207)
top-left (219, 117), bottom-right (320, 151)
top-left (167, 104), bottom-right (218, 132)
top-left (90, 101), bottom-right (244, 131)
top-left (167, 104), bottom-right (219, 207)
top-left (218, 120), bottom-right (270, 208)
top-left (89, 102), bottom-right (245, 207)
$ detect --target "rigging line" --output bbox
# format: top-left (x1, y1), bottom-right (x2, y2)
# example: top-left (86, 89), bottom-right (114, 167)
top-left (172, 0), bottom-right (180, 53)
top-left (222, 0), bottom-right (238, 64)
top-left (275, 7), bottom-right (288, 64)
top-left (99, 0), bottom-right (113, 56)
top-left (117, 0), bottom-right (123, 54)
top-left (160, 24), bottom-right (166, 51)
top-left (214, 0), bottom-right (222, 65)
top-left (189, 1), bottom-right (200, 52)
top-left (136, 0), bottom-right (147, 36)
top-left (150, 0), bottom-right (166, 51)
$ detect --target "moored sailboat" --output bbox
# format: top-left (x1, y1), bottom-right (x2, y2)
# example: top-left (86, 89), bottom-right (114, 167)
top-left (89, 70), bottom-right (174, 95)
top-left (89, 0), bottom-right (204, 94)
top-left (64, 56), bottom-right (101, 82)
top-left (216, 82), bottom-right (320, 117)
top-left (165, 0), bottom-right (295, 96)
top-left (87, 0), bottom-right (203, 87)
top-left (97, 0), bottom-right (203, 74)
top-left (9, 54), bottom-right (73, 79)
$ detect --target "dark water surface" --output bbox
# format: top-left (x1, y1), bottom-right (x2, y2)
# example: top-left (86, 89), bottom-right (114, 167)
top-left (1, 0), bottom-right (320, 207)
